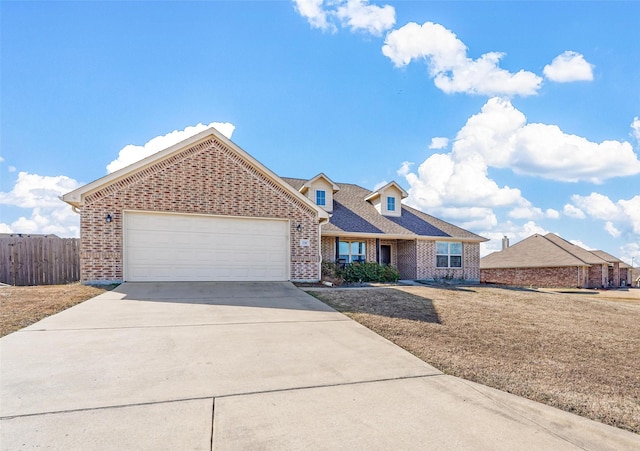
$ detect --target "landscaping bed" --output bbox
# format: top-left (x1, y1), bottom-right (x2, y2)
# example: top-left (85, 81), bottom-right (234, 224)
top-left (309, 285), bottom-right (640, 434)
top-left (0, 283), bottom-right (111, 336)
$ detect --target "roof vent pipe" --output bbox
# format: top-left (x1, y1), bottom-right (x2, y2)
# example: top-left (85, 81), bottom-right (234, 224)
top-left (502, 236), bottom-right (510, 250)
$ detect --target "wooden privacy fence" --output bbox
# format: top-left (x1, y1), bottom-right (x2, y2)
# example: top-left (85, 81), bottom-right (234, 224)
top-left (0, 234), bottom-right (80, 286)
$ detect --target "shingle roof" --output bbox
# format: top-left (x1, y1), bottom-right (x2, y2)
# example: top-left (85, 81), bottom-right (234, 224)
top-left (282, 178), bottom-right (487, 241)
top-left (589, 250), bottom-right (623, 264)
top-left (480, 233), bottom-right (610, 269)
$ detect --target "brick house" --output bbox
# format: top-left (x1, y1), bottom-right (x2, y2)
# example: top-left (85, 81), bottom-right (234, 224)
top-left (63, 127), bottom-right (486, 284)
top-left (480, 233), bottom-right (621, 288)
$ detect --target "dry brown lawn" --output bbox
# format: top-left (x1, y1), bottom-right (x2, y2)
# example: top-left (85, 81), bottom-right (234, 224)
top-left (310, 285), bottom-right (640, 434)
top-left (0, 283), bottom-right (110, 337)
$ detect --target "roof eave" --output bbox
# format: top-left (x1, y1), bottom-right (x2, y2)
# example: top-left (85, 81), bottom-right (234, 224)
top-left (320, 230), bottom-right (487, 242)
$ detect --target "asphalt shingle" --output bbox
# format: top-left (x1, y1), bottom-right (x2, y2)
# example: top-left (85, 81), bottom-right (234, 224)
top-left (282, 177), bottom-right (486, 241)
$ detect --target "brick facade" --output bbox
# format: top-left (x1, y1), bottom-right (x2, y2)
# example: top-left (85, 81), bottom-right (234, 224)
top-left (323, 238), bottom-right (481, 282)
top-left (80, 137), bottom-right (321, 283)
top-left (481, 266), bottom-right (594, 288)
top-left (414, 240), bottom-right (480, 282)
top-left (396, 240), bottom-right (417, 279)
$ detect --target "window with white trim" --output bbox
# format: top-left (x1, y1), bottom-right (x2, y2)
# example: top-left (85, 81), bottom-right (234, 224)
top-left (436, 242), bottom-right (462, 268)
top-left (338, 241), bottom-right (366, 263)
top-left (387, 196), bottom-right (396, 211)
top-left (316, 190), bottom-right (326, 206)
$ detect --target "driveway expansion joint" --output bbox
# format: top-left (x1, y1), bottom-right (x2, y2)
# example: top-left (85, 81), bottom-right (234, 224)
top-left (0, 396), bottom-right (216, 421)
top-left (216, 373), bottom-right (444, 400)
top-left (0, 375), bottom-right (443, 421)
top-left (17, 318), bottom-right (352, 333)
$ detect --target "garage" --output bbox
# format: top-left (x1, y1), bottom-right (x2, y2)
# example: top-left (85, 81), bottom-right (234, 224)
top-left (124, 211), bottom-right (290, 282)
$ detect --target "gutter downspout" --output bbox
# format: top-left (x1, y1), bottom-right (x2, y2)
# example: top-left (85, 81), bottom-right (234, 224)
top-left (318, 216), bottom-right (330, 282)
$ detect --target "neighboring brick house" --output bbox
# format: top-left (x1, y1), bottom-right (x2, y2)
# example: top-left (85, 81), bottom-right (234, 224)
top-left (63, 126), bottom-right (487, 284)
top-left (480, 233), bottom-right (622, 288)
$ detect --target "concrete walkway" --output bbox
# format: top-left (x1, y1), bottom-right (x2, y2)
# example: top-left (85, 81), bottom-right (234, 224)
top-left (1, 282), bottom-right (637, 450)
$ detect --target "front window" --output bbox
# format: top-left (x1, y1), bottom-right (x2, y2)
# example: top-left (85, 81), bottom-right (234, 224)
top-left (436, 242), bottom-right (462, 268)
top-left (316, 190), bottom-right (326, 206)
top-left (339, 241), bottom-right (366, 263)
top-left (387, 196), bottom-right (396, 211)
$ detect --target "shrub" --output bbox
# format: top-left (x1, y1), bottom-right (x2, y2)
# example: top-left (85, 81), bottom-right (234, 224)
top-left (321, 260), bottom-right (345, 286)
top-left (344, 262), bottom-right (399, 283)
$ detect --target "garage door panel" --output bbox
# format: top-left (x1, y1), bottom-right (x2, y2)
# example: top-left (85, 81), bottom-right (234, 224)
top-left (124, 212), bottom-right (289, 282)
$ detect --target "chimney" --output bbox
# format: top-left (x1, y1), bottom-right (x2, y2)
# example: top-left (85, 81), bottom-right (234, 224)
top-left (502, 236), bottom-right (510, 250)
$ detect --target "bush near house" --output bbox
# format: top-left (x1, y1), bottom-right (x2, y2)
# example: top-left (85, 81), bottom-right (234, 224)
top-left (321, 260), bottom-right (400, 284)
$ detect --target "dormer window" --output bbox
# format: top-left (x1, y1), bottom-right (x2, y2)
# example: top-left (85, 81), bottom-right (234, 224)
top-left (299, 173), bottom-right (339, 212)
top-left (387, 196), bottom-right (395, 212)
top-left (365, 181), bottom-right (407, 218)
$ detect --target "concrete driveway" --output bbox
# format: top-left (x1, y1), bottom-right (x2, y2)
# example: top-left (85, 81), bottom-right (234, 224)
top-left (1, 282), bottom-right (638, 450)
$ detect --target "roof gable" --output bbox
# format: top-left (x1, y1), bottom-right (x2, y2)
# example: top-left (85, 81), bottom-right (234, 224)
top-left (62, 127), bottom-right (328, 220)
top-left (299, 173), bottom-right (340, 195)
top-left (364, 181), bottom-right (408, 202)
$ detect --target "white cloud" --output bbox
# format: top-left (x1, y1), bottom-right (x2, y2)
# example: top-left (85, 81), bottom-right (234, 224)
top-left (437, 206), bottom-right (497, 231)
top-left (507, 205), bottom-right (558, 220)
top-left (293, 0), bottom-right (395, 35)
top-left (6, 207), bottom-right (80, 237)
top-left (543, 51), bottom-right (594, 82)
top-left (293, 0), bottom-right (332, 30)
top-left (402, 95), bottom-right (640, 237)
top-left (570, 192), bottom-right (619, 219)
top-left (336, 0), bottom-right (395, 36)
top-left (0, 156), bottom-right (4, 163)
top-left (397, 161), bottom-right (413, 176)
top-left (429, 137), bottom-right (449, 149)
top-left (546, 209), bottom-right (560, 219)
top-left (106, 122), bottom-right (235, 174)
top-left (453, 97), bottom-right (640, 183)
top-left (570, 192), bottom-right (640, 236)
top-left (563, 204), bottom-right (585, 219)
top-left (0, 172), bottom-right (80, 208)
top-left (382, 22), bottom-right (542, 97)
top-left (402, 151), bottom-right (526, 211)
top-left (8, 165), bottom-right (16, 173)
top-left (508, 204), bottom-right (543, 220)
top-left (605, 221), bottom-right (621, 238)
top-left (0, 172), bottom-right (81, 237)
top-left (632, 117), bottom-right (640, 143)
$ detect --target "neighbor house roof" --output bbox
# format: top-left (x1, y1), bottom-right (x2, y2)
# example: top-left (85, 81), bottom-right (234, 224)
top-left (62, 127), bottom-right (329, 221)
top-left (481, 233), bottom-right (610, 269)
top-left (588, 250), bottom-right (623, 265)
top-left (282, 178), bottom-right (487, 242)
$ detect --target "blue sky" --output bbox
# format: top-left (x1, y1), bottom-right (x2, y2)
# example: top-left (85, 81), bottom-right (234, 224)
top-left (1, 1), bottom-right (639, 264)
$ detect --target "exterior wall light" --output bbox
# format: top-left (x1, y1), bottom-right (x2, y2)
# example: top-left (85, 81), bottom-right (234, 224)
top-left (105, 214), bottom-right (113, 223)
top-left (296, 224), bottom-right (302, 232)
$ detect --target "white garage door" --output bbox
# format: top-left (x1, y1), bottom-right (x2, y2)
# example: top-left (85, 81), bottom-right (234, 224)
top-left (124, 212), bottom-right (289, 282)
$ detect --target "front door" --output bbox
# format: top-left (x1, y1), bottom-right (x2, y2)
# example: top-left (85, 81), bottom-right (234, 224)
top-left (380, 245), bottom-right (391, 266)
